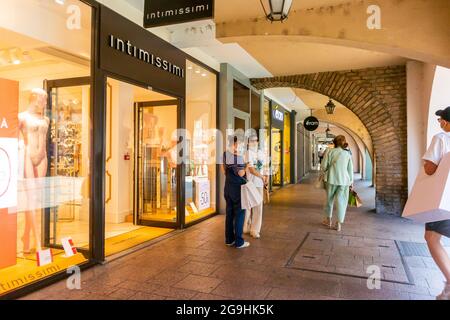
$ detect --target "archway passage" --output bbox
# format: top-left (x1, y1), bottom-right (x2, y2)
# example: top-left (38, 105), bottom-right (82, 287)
top-left (251, 65), bottom-right (407, 216)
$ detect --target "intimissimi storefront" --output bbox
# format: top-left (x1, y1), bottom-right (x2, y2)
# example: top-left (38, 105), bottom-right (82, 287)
top-left (0, 0), bottom-right (218, 298)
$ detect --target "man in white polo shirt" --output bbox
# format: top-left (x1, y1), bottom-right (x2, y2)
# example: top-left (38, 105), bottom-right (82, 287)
top-left (423, 106), bottom-right (450, 300)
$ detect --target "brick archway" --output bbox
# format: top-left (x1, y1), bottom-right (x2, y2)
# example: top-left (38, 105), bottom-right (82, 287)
top-left (251, 66), bottom-right (407, 216)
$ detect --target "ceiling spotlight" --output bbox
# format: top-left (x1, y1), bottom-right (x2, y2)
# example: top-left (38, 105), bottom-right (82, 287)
top-left (195, 69), bottom-right (201, 74)
top-left (55, 0), bottom-right (65, 5)
top-left (201, 73), bottom-right (207, 77)
top-left (187, 65), bottom-right (193, 70)
top-left (9, 48), bottom-right (21, 65)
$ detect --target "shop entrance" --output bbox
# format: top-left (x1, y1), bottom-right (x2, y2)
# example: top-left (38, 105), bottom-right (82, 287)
top-left (101, 77), bottom-right (176, 257)
top-left (134, 100), bottom-right (180, 228)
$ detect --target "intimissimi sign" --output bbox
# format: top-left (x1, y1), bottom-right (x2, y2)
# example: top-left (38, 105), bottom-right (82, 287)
top-left (144, 0), bottom-right (214, 28)
top-left (108, 35), bottom-right (184, 78)
top-left (99, 5), bottom-right (186, 97)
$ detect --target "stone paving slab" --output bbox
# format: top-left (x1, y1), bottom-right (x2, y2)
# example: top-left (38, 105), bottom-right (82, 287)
top-left (20, 178), bottom-right (446, 300)
top-left (286, 232), bottom-right (413, 285)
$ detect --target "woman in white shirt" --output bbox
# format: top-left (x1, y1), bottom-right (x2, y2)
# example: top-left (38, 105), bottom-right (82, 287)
top-left (423, 106), bottom-right (450, 300)
top-left (243, 134), bottom-right (268, 239)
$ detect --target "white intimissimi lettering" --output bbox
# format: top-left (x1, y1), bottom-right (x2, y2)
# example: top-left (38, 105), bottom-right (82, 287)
top-left (147, 3), bottom-right (209, 20)
top-left (108, 35), bottom-right (184, 78)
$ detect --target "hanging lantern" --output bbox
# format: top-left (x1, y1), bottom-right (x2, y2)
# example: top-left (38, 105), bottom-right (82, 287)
top-left (260, 0), bottom-right (293, 22)
top-left (325, 99), bottom-right (336, 115)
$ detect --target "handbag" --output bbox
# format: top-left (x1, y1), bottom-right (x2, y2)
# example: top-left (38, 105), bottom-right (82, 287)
top-left (314, 172), bottom-right (326, 190)
top-left (315, 151), bottom-right (338, 190)
top-left (402, 152), bottom-right (450, 223)
top-left (348, 188), bottom-right (362, 207)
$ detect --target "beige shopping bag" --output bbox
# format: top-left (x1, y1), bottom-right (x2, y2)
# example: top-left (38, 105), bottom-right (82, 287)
top-left (241, 181), bottom-right (263, 211)
top-left (402, 152), bottom-right (450, 223)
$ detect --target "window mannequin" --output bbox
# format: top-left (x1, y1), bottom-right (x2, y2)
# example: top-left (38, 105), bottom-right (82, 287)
top-left (18, 88), bottom-right (49, 254)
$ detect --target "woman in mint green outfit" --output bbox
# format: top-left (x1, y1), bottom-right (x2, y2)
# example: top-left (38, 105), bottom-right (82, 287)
top-left (321, 135), bottom-right (354, 231)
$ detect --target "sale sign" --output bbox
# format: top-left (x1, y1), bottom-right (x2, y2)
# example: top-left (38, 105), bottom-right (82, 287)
top-left (194, 179), bottom-right (210, 212)
top-left (36, 249), bottom-right (53, 267)
top-left (61, 237), bottom-right (78, 257)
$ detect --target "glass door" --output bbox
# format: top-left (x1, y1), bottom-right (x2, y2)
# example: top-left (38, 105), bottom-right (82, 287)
top-left (135, 100), bottom-right (180, 228)
top-left (44, 77), bottom-right (91, 253)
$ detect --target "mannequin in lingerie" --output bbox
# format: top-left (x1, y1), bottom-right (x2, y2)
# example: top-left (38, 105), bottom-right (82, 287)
top-left (18, 88), bottom-right (49, 254)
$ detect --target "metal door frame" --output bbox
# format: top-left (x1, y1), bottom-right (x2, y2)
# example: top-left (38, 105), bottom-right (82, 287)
top-left (43, 76), bottom-right (91, 254)
top-left (134, 99), bottom-right (182, 229)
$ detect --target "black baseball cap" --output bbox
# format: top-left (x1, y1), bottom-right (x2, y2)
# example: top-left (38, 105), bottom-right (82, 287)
top-left (436, 106), bottom-right (450, 122)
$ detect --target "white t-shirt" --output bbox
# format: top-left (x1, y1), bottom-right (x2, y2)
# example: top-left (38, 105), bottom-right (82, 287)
top-left (423, 132), bottom-right (450, 165)
top-left (245, 149), bottom-right (265, 188)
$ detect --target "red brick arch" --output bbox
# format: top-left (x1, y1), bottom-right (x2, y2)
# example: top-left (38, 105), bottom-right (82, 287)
top-left (251, 66), bottom-right (407, 216)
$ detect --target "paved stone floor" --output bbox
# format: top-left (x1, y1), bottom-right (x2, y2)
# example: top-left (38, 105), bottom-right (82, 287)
top-left (22, 176), bottom-right (449, 300)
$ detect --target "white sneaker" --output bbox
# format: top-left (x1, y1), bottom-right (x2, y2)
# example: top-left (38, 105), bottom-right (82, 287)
top-left (236, 242), bottom-right (250, 249)
top-left (436, 283), bottom-right (450, 300)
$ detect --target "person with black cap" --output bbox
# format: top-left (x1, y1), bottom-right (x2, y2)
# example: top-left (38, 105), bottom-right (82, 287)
top-left (423, 106), bottom-right (450, 300)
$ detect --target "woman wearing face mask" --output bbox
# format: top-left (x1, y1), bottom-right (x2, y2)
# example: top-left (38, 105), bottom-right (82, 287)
top-left (243, 134), bottom-right (268, 239)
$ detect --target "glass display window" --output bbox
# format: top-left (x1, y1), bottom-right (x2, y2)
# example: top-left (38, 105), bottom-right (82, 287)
top-left (251, 91), bottom-right (261, 132)
top-left (0, 0), bottom-right (92, 296)
top-left (233, 80), bottom-right (250, 113)
top-left (185, 61), bottom-right (217, 223)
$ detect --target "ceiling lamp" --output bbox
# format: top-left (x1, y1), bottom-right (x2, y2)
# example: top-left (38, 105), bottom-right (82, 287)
top-left (325, 99), bottom-right (336, 115)
top-left (260, 0), bottom-right (293, 22)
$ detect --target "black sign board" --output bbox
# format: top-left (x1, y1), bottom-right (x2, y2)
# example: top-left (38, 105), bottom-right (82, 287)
top-left (99, 6), bottom-right (186, 97)
top-left (144, 0), bottom-right (214, 28)
top-left (303, 116), bottom-right (320, 131)
top-left (271, 105), bottom-right (285, 129)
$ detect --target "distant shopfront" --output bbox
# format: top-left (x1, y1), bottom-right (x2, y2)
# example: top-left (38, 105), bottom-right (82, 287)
top-left (268, 103), bottom-right (296, 189)
top-left (217, 63), bottom-right (295, 201)
top-left (0, 0), bottom-right (218, 298)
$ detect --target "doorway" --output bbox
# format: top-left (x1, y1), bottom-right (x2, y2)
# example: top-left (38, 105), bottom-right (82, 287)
top-left (134, 100), bottom-right (180, 228)
top-left (103, 77), bottom-right (175, 257)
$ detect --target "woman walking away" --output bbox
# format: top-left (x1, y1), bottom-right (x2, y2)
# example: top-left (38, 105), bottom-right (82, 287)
top-left (222, 136), bottom-right (250, 249)
top-left (422, 106), bottom-right (450, 300)
top-left (321, 135), bottom-right (354, 232)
